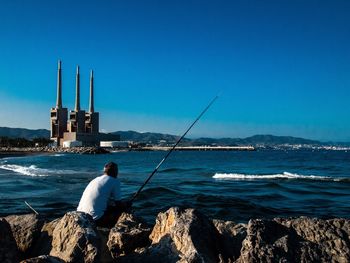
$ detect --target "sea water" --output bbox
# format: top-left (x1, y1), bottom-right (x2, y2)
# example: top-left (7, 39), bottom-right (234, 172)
top-left (0, 149), bottom-right (349, 223)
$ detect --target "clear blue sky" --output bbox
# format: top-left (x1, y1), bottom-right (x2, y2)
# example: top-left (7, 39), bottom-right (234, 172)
top-left (0, 0), bottom-right (349, 141)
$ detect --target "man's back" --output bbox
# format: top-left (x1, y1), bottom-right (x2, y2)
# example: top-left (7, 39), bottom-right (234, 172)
top-left (77, 174), bottom-right (121, 219)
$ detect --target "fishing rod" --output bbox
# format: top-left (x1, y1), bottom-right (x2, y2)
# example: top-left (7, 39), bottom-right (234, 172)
top-left (130, 95), bottom-right (219, 202)
top-left (24, 201), bottom-right (39, 215)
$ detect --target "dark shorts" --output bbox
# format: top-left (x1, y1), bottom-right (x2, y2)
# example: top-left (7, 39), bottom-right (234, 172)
top-left (95, 206), bottom-right (122, 228)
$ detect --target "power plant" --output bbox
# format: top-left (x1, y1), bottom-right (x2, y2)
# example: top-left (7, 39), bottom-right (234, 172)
top-left (50, 60), bottom-right (119, 146)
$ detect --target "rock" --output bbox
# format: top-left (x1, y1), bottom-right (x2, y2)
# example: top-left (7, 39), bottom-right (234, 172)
top-left (0, 218), bottom-right (19, 263)
top-left (49, 211), bottom-right (100, 263)
top-left (81, 147), bottom-right (110, 154)
top-left (237, 219), bottom-right (300, 263)
top-left (237, 217), bottom-right (350, 263)
top-left (5, 214), bottom-right (43, 257)
top-left (20, 255), bottom-right (64, 263)
top-left (107, 212), bottom-right (151, 258)
top-left (2, 209), bottom-right (350, 263)
top-left (212, 219), bottom-right (247, 262)
top-left (96, 227), bottom-right (114, 263)
top-left (31, 218), bottom-right (60, 256)
top-left (116, 236), bottom-right (181, 263)
top-left (149, 207), bottom-right (220, 263)
top-left (277, 217), bottom-right (350, 263)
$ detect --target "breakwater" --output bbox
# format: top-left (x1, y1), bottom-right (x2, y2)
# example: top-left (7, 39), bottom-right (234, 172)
top-left (1, 208), bottom-right (350, 262)
top-left (0, 147), bottom-right (110, 155)
top-left (139, 146), bottom-right (255, 151)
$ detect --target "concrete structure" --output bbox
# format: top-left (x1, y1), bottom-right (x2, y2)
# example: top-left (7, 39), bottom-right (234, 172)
top-left (50, 61), bottom-right (68, 146)
top-left (100, 141), bottom-right (129, 148)
top-left (50, 60), bottom-right (119, 146)
top-left (68, 66), bottom-right (86, 133)
top-left (85, 70), bottom-right (99, 134)
top-left (63, 140), bottom-right (83, 148)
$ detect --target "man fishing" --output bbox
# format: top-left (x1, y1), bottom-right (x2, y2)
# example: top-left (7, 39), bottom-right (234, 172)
top-left (77, 161), bottom-right (131, 227)
top-left (77, 95), bottom-right (217, 228)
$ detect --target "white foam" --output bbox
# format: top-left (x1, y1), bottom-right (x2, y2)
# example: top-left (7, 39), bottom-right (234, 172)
top-left (0, 164), bottom-right (49, 177)
top-left (213, 171), bottom-right (337, 181)
top-left (52, 154), bottom-right (65, 157)
top-left (0, 164), bottom-right (80, 177)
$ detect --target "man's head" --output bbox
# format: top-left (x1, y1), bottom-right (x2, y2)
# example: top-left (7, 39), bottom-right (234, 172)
top-left (104, 162), bottom-right (118, 178)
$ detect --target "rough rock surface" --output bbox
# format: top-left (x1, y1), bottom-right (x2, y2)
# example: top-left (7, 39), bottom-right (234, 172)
top-left (20, 255), bottom-right (64, 263)
top-left (49, 211), bottom-right (100, 263)
top-left (96, 227), bottom-right (114, 263)
top-left (237, 217), bottom-right (350, 263)
top-left (2, 208), bottom-right (350, 263)
top-left (278, 217), bottom-right (350, 263)
top-left (31, 218), bottom-right (60, 256)
top-left (213, 219), bottom-right (247, 262)
top-left (0, 218), bottom-right (19, 263)
top-left (5, 214), bottom-right (43, 257)
top-left (148, 207), bottom-right (220, 263)
top-left (116, 237), bottom-right (182, 263)
top-left (107, 212), bottom-right (151, 258)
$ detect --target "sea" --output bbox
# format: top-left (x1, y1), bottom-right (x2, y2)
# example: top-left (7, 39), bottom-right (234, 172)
top-left (0, 149), bottom-right (349, 223)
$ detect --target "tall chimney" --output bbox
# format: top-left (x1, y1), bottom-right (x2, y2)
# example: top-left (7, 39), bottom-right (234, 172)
top-left (75, 65), bottom-right (80, 111)
top-left (89, 70), bottom-right (94, 113)
top-left (56, 60), bottom-right (62, 108)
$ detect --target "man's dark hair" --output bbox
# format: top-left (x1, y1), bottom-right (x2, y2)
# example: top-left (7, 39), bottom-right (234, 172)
top-left (104, 162), bottom-right (118, 177)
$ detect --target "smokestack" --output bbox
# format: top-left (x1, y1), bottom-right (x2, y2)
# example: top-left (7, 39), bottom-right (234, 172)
top-left (56, 60), bottom-right (62, 108)
top-left (89, 70), bottom-right (94, 113)
top-left (75, 65), bottom-right (80, 111)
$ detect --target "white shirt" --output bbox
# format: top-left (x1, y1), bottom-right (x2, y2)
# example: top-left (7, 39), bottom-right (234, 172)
top-left (77, 174), bottom-right (121, 220)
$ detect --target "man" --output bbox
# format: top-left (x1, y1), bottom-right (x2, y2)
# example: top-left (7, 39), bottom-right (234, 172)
top-left (77, 162), bottom-right (131, 227)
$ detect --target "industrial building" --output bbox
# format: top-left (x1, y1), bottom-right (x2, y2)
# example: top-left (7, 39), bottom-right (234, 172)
top-left (50, 61), bottom-right (120, 146)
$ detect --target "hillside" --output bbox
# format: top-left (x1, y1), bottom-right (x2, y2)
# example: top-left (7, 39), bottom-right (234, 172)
top-left (0, 127), bottom-right (332, 146)
top-left (112, 130), bottom-right (322, 146)
top-left (0, 127), bottom-right (50, 140)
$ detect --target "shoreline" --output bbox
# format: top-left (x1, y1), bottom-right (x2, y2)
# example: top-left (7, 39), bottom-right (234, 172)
top-left (0, 145), bottom-right (256, 156)
top-left (0, 151), bottom-right (51, 159)
top-left (0, 146), bottom-right (110, 156)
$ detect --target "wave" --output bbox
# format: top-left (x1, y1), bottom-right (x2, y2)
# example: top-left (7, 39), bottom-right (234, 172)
top-left (52, 154), bottom-right (65, 157)
top-left (0, 164), bottom-right (80, 177)
top-left (213, 171), bottom-right (348, 182)
top-left (0, 164), bottom-right (49, 177)
top-left (159, 167), bottom-right (205, 173)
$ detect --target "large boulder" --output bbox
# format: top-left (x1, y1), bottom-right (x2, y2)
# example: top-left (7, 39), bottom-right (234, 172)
top-left (148, 207), bottom-right (220, 263)
top-left (5, 214), bottom-right (43, 257)
top-left (96, 227), bottom-right (114, 263)
top-left (277, 217), bottom-right (350, 262)
top-left (49, 211), bottom-right (100, 263)
top-left (31, 218), bottom-right (60, 256)
top-left (107, 212), bottom-right (151, 258)
top-left (0, 218), bottom-right (19, 263)
top-left (237, 217), bottom-right (350, 263)
top-left (115, 236), bottom-right (181, 263)
top-left (20, 255), bottom-right (64, 263)
top-left (212, 219), bottom-right (247, 262)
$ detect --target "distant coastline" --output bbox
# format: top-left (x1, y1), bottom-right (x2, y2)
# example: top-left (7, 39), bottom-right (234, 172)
top-left (1, 126), bottom-right (349, 147)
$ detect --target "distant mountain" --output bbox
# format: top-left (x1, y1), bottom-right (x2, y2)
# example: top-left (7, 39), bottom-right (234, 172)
top-left (0, 127), bottom-right (335, 146)
top-left (112, 130), bottom-right (323, 146)
top-left (111, 130), bottom-right (191, 144)
top-left (0, 127), bottom-right (50, 140)
top-left (240, 135), bottom-right (321, 145)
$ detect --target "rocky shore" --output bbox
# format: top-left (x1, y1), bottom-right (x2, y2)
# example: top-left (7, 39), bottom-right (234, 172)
top-left (1, 207), bottom-right (349, 263)
top-left (0, 147), bottom-right (110, 156)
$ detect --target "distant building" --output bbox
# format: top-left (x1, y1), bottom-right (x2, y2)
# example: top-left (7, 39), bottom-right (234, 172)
top-left (100, 141), bottom-right (130, 148)
top-left (50, 60), bottom-right (119, 146)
